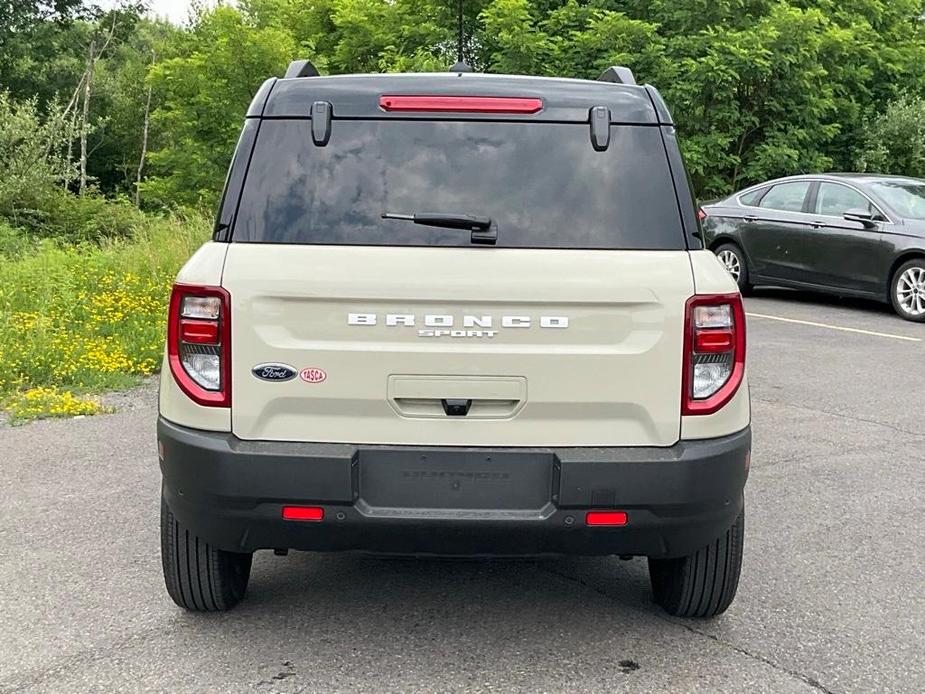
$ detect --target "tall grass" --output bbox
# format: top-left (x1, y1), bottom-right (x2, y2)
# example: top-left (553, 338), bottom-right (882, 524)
top-left (0, 213), bottom-right (209, 420)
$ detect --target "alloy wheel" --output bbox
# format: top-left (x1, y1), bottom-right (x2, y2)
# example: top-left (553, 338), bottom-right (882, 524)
top-left (896, 266), bottom-right (925, 317)
top-left (718, 249), bottom-right (741, 282)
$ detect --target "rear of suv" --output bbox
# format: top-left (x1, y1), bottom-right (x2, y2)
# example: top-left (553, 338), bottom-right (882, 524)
top-left (158, 62), bottom-right (751, 618)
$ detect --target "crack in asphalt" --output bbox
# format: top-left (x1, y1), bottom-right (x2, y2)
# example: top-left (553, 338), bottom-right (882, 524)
top-left (669, 621), bottom-right (838, 694)
top-left (0, 626), bottom-right (169, 694)
top-left (753, 397), bottom-right (925, 441)
top-left (1, 621), bottom-right (300, 694)
top-left (749, 435), bottom-right (917, 472)
top-left (540, 565), bottom-right (837, 694)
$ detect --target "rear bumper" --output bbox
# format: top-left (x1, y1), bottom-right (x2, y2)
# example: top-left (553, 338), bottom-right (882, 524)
top-left (158, 417), bottom-right (750, 558)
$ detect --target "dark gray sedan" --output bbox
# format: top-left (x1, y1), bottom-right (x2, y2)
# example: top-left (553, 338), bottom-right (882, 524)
top-left (701, 174), bottom-right (925, 321)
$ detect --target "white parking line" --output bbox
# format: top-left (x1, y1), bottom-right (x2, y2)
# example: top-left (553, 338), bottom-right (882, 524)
top-left (745, 312), bottom-right (922, 342)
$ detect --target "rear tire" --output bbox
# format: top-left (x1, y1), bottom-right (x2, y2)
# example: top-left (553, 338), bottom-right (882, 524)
top-left (889, 259), bottom-right (925, 322)
top-left (161, 493), bottom-right (253, 611)
top-left (715, 243), bottom-right (752, 294)
top-left (648, 509), bottom-right (744, 618)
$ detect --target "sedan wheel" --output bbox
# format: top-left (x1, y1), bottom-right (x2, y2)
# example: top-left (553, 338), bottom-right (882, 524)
top-left (718, 249), bottom-right (741, 281)
top-left (714, 243), bottom-right (751, 293)
top-left (891, 260), bottom-right (925, 322)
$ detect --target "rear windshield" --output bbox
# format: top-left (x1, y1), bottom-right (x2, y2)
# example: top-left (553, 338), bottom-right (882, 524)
top-left (232, 119), bottom-right (685, 249)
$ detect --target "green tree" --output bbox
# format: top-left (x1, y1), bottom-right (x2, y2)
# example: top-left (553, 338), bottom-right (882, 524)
top-left (87, 18), bottom-right (178, 196)
top-left (857, 95), bottom-right (925, 177)
top-left (663, 4), bottom-right (842, 195)
top-left (143, 6), bottom-right (297, 207)
top-left (6, 0), bottom-right (925, 209)
top-left (0, 0), bottom-right (85, 79)
top-left (0, 91), bottom-right (76, 222)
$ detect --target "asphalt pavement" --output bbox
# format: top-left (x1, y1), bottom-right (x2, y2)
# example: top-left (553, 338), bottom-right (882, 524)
top-left (1, 287), bottom-right (923, 693)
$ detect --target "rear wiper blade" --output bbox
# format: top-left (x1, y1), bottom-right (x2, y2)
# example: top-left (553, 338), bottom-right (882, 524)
top-left (381, 211), bottom-right (492, 231)
top-left (381, 211), bottom-right (497, 245)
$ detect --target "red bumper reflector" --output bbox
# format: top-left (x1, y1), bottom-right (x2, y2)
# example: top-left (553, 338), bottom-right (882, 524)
top-left (179, 318), bottom-right (219, 344)
top-left (379, 95), bottom-right (543, 114)
top-left (585, 511), bottom-right (628, 526)
top-left (694, 328), bottom-right (734, 353)
top-left (282, 506), bottom-right (324, 521)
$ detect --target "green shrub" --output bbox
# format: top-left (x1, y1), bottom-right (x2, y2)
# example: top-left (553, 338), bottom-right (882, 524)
top-left (0, 220), bottom-right (34, 258)
top-left (15, 190), bottom-right (150, 242)
top-left (0, 91), bottom-right (148, 244)
top-left (857, 96), bottom-right (925, 178)
top-left (0, 91), bottom-right (76, 223)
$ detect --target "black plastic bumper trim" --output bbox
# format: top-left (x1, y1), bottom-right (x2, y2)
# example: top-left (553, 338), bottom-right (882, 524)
top-left (158, 417), bottom-right (750, 558)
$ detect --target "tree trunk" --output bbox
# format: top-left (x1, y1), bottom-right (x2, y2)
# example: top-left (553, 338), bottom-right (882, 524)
top-left (62, 93), bottom-right (79, 186)
top-left (730, 127), bottom-right (755, 192)
top-left (63, 71), bottom-right (86, 118)
top-left (135, 50), bottom-right (155, 207)
top-left (79, 39), bottom-right (95, 195)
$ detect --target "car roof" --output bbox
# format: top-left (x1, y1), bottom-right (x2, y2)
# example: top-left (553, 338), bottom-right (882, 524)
top-left (822, 173), bottom-right (923, 185)
top-left (736, 173), bottom-right (923, 190)
top-left (250, 72), bottom-right (671, 125)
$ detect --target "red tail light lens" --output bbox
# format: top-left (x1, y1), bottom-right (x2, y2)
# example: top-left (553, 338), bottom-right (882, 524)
top-left (698, 207), bottom-right (708, 221)
top-left (379, 95), bottom-right (543, 114)
top-left (682, 293), bottom-right (745, 415)
top-left (694, 328), bottom-right (734, 353)
top-left (167, 284), bottom-right (231, 407)
top-left (179, 319), bottom-right (219, 344)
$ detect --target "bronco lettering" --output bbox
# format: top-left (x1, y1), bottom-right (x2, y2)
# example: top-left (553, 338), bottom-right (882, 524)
top-left (347, 313), bottom-right (569, 336)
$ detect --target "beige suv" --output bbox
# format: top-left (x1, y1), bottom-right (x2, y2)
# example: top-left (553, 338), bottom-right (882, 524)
top-left (157, 61), bottom-right (751, 617)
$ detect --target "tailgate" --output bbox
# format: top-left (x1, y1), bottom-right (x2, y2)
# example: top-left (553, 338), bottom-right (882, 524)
top-left (223, 244), bottom-right (693, 447)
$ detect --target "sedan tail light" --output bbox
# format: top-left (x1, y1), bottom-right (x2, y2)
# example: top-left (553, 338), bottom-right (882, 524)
top-left (682, 293), bottom-right (746, 415)
top-left (167, 284), bottom-right (231, 407)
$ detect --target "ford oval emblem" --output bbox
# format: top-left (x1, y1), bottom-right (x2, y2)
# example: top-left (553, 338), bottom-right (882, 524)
top-left (252, 363), bottom-right (297, 382)
top-left (300, 367), bottom-right (327, 383)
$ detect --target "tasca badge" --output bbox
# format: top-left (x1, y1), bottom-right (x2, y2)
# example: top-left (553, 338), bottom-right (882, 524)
top-left (252, 363), bottom-right (297, 382)
top-left (300, 367), bottom-right (327, 384)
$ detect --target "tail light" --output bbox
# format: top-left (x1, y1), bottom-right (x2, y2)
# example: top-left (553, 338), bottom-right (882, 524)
top-left (167, 284), bottom-right (231, 407)
top-left (697, 208), bottom-right (708, 221)
top-left (682, 293), bottom-right (745, 415)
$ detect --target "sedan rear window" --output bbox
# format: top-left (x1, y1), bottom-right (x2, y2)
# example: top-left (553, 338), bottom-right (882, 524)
top-left (738, 188), bottom-right (767, 206)
top-left (759, 181), bottom-right (810, 213)
top-left (232, 119), bottom-right (686, 250)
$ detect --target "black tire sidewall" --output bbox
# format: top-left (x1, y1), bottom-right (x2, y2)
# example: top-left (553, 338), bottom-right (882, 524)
top-left (648, 508), bottom-right (745, 618)
top-left (160, 491), bottom-right (253, 611)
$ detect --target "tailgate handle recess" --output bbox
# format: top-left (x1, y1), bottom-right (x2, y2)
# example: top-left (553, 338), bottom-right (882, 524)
top-left (441, 399), bottom-right (472, 416)
top-left (388, 375), bottom-right (526, 420)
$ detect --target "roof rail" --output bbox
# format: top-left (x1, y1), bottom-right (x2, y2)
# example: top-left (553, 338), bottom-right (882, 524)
top-left (284, 59), bottom-right (320, 79)
top-left (597, 66), bottom-right (636, 86)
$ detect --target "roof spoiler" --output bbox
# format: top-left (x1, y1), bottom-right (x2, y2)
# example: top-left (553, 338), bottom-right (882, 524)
top-left (284, 59), bottom-right (320, 79)
top-left (597, 66), bottom-right (636, 86)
